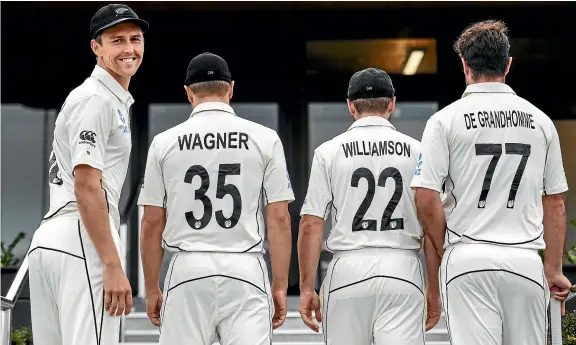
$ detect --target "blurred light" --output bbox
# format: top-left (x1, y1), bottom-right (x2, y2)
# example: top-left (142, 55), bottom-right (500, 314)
top-left (403, 50), bottom-right (425, 75)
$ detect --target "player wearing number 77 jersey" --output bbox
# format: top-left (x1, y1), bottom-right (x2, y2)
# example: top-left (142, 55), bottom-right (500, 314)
top-left (298, 67), bottom-right (442, 345)
top-left (411, 20), bottom-right (571, 345)
top-left (137, 52), bottom-right (294, 345)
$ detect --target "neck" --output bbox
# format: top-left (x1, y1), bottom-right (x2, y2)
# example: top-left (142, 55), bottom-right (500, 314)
top-left (193, 97), bottom-right (229, 108)
top-left (354, 112), bottom-right (390, 121)
top-left (469, 75), bottom-right (506, 85)
top-left (98, 61), bottom-right (131, 90)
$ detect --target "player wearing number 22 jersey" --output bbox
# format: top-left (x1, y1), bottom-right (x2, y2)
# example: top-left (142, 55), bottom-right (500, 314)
top-left (412, 20), bottom-right (571, 345)
top-left (138, 53), bottom-right (294, 345)
top-left (298, 68), bottom-right (439, 345)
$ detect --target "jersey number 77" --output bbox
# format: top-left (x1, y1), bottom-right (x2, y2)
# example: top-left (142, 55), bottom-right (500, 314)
top-left (475, 143), bottom-right (531, 209)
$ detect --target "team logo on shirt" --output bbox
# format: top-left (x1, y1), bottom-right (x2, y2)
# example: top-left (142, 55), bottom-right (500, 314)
top-left (79, 130), bottom-right (97, 147)
top-left (117, 109), bottom-right (130, 135)
top-left (286, 169), bottom-right (292, 190)
top-left (414, 153), bottom-right (423, 176)
top-left (117, 109), bottom-right (126, 124)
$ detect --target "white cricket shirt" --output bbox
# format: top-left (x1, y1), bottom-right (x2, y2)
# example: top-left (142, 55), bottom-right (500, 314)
top-left (301, 116), bottom-right (423, 252)
top-left (411, 82), bottom-right (569, 250)
top-left (137, 102), bottom-right (295, 253)
top-left (44, 65), bottom-right (133, 230)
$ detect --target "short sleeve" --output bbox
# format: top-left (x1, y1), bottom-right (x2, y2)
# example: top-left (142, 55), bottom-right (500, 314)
top-left (262, 135), bottom-right (295, 204)
top-left (68, 96), bottom-right (113, 171)
top-left (300, 150), bottom-right (332, 220)
top-left (543, 124), bottom-right (569, 195)
top-left (138, 139), bottom-right (167, 208)
top-left (410, 116), bottom-right (449, 193)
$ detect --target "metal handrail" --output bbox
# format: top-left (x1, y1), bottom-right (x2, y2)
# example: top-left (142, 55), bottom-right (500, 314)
top-left (1, 254), bottom-right (29, 345)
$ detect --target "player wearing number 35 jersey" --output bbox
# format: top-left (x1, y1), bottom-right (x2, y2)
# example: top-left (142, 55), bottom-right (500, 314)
top-left (298, 68), bottom-right (441, 345)
top-left (138, 53), bottom-right (294, 345)
top-left (412, 20), bottom-right (571, 345)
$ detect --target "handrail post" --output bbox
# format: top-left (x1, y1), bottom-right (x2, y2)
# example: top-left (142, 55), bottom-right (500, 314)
top-left (1, 298), bottom-right (15, 345)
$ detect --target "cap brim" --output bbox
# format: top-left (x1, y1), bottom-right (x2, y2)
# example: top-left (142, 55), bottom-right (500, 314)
top-left (93, 17), bottom-right (149, 38)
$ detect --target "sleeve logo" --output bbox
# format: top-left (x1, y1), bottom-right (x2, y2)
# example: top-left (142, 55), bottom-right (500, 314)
top-left (79, 130), bottom-right (97, 147)
top-left (414, 152), bottom-right (423, 176)
top-left (286, 169), bottom-right (292, 190)
top-left (48, 151), bottom-right (63, 186)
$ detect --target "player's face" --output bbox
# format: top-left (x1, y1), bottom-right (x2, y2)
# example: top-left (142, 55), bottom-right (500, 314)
top-left (92, 22), bottom-right (144, 78)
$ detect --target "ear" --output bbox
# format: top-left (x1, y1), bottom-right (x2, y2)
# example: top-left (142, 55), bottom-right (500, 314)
top-left (91, 39), bottom-right (100, 58)
top-left (504, 57), bottom-right (512, 76)
top-left (347, 99), bottom-right (355, 116)
top-left (388, 96), bottom-right (396, 114)
top-left (228, 81), bottom-right (235, 100)
top-left (461, 57), bottom-right (468, 73)
top-left (184, 85), bottom-right (194, 103)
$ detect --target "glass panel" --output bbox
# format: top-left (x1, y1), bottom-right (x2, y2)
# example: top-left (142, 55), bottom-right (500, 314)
top-left (1, 105), bottom-right (49, 268)
top-left (148, 103), bottom-right (279, 143)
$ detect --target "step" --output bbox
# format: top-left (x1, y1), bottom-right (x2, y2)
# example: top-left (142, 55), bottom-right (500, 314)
top-left (123, 311), bottom-right (448, 342)
top-left (123, 328), bottom-right (325, 343)
top-left (124, 311), bottom-right (447, 329)
top-left (120, 342), bottom-right (451, 345)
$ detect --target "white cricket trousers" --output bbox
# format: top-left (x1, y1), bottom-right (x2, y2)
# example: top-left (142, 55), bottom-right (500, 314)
top-left (158, 251), bottom-right (273, 345)
top-left (440, 243), bottom-right (549, 345)
top-left (27, 211), bottom-right (122, 345)
top-left (320, 248), bottom-right (426, 345)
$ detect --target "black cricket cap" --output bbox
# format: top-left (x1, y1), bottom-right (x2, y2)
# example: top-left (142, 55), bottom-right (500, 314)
top-left (347, 67), bottom-right (395, 101)
top-left (90, 4), bottom-right (149, 39)
top-left (185, 52), bottom-right (232, 86)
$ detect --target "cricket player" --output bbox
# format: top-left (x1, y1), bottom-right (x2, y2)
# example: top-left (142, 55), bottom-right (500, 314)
top-left (26, 4), bottom-right (148, 345)
top-left (138, 52), bottom-right (294, 345)
top-left (298, 67), bottom-right (441, 345)
top-left (411, 20), bottom-right (571, 345)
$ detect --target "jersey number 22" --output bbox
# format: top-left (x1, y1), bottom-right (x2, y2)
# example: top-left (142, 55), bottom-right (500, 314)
top-left (351, 167), bottom-right (404, 232)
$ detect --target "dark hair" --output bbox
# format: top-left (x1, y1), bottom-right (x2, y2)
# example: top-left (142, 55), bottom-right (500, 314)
top-left (454, 20), bottom-right (510, 79)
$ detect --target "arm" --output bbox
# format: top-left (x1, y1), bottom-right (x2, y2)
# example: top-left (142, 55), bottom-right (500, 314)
top-left (543, 193), bottom-right (567, 274)
top-left (261, 134), bottom-right (295, 328)
top-left (140, 206), bottom-right (167, 294)
top-left (298, 150), bottom-right (332, 332)
top-left (542, 123), bottom-right (570, 274)
top-left (137, 139), bottom-right (169, 326)
top-left (140, 205), bottom-right (167, 326)
top-left (423, 234), bottom-right (442, 330)
top-left (424, 235), bottom-right (441, 294)
top-left (410, 117), bottom-right (450, 256)
top-left (298, 215), bottom-right (324, 293)
top-left (75, 166), bottom-right (123, 268)
top-left (68, 96), bottom-right (131, 316)
top-left (415, 189), bottom-right (446, 257)
top-left (541, 121), bottom-right (571, 311)
top-left (266, 202), bottom-right (292, 293)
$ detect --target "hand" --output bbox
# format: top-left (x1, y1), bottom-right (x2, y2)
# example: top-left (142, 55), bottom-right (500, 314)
top-left (546, 271), bottom-right (571, 316)
top-left (103, 263), bottom-right (132, 316)
top-left (425, 292), bottom-right (442, 331)
top-left (272, 289), bottom-right (287, 329)
top-left (146, 288), bottom-right (163, 327)
top-left (299, 290), bottom-right (322, 333)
